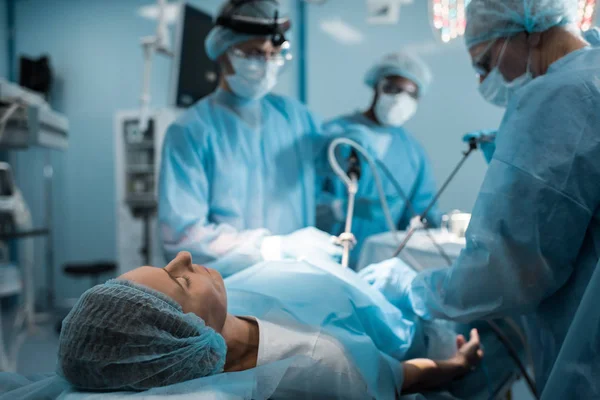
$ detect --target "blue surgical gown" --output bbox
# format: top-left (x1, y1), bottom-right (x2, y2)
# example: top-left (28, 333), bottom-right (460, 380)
top-left (406, 46), bottom-right (600, 395)
top-left (318, 112), bottom-right (442, 268)
top-left (158, 88), bottom-right (321, 277)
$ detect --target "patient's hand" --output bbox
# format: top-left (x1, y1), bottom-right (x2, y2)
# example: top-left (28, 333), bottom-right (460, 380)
top-left (401, 329), bottom-right (484, 393)
top-left (452, 329), bottom-right (484, 375)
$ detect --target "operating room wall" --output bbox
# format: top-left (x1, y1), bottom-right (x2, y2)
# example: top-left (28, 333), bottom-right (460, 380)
top-left (9, 0), bottom-right (299, 304)
top-left (305, 0), bottom-right (505, 213)
top-left (0, 0), bottom-right (7, 78)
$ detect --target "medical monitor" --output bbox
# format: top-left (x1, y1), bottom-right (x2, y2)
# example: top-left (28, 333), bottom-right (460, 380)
top-left (169, 3), bottom-right (219, 108)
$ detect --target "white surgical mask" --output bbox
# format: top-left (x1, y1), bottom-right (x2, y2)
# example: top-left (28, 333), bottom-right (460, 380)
top-left (478, 39), bottom-right (533, 107)
top-left (226, 52), bottom-right (281, 100)
top-left (374, 92), bottom-right (418, 127)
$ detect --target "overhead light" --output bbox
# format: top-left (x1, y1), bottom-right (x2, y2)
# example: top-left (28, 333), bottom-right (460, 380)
top-left (430, 0), bottom-right (469, 43)
top-left (137, 2), bottom-right (180, 25)
top-left (432, 0), bottom-right (598, 45)
top-left (578, 0), bottom-right (597, 31)
top-left (320, 18), bottom-right (364, 45)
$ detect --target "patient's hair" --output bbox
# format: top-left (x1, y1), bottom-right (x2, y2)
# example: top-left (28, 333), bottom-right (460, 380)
top-left (57, 280), bottom-right (227, 391)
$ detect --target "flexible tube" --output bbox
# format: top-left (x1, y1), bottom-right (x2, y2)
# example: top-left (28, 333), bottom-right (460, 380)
top-left (328, 138), bottom-right (397, 236)
top-left (328, 138), bottom-right (425, 269)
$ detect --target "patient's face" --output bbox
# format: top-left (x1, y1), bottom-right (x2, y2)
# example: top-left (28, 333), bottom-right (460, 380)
top-left (119, 252), bottom-right (228, 333)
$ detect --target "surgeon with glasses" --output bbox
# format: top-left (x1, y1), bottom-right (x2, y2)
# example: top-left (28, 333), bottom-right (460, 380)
top-left (318, 52), bottom-right (442, 269)
top-left (158, 0), bottom-right (342, 277)
top-left (360, 0), bottom-right (600, 397)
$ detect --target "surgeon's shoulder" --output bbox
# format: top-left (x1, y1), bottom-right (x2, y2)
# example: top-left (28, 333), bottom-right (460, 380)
top-left (517, 60), bottom-right (597, 111)
top-left (265, 93), bottom-right (320, 125)
top-left (165, 97), bottom-right (214, 142)
top-left (322, 114), bottom-right (359, 134)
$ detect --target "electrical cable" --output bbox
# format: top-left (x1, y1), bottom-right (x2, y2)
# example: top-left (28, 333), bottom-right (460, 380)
top-left (392, 139), bottom-right (478, 258)
top-left (486, 320), bottom-right (538, 399)
top-left (328, 138), bottom-right (397, 237)
top-left (376, 159), bottom-right (453, 266)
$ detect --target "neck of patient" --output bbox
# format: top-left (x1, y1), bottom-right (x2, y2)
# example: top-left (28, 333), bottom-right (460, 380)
top-left (222, 314), bottom-right (259, 372)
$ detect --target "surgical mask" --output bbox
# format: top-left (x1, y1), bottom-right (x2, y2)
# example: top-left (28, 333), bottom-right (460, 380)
top-left (374, 92), bottom-right (418, 127)
top-left (226, 52), bottom-right (281, 100)
top-left (478, 39), bottom-right (533, 107)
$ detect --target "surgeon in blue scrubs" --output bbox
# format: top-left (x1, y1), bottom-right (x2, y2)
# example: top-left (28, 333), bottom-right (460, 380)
top-left (318, 52), bottom-right (442, 269)
top-left (360, 0), bottom-right (600, 397)
top-left (158, 0), bottom-right (341, 277)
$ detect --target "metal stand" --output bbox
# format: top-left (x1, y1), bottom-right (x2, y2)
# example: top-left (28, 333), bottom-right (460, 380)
top-left (44, 150), bottom-right (54, 311)
top-left (340, 176), bottom-right (358, 268)
top-left (0, 228), bottom-right (48, 372)
top-left (140, 210), bottom-right (153, 266)
top-left (133, 206), bottom-right (156, 266)
top-left (337, 149), bottom-right (361, 268)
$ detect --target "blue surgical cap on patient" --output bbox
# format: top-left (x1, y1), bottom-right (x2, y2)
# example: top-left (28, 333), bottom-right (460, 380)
top-left (57, 279), bottom-right (227, 391)
top-left (205, 0), bottom-right (281, 61)
top-left (364, 52), bottom-right (432, 96)
top-left (464, 0), bottom-right (579, 48)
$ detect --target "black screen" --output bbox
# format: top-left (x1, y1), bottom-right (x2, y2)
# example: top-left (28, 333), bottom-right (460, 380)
top-left (0, 169), bottom-right (14, 197)
top-left (172, 4), bottom-right (219, 108)
top-left (19, 55), bottom-right (53, 96)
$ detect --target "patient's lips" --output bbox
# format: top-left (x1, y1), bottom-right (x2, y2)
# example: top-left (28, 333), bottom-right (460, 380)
top-left (194, 264), bottom-right (223, 283)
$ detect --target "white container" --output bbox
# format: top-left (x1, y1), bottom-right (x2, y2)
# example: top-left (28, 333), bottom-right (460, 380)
top-left (442, 211), bottom-right (471, 238)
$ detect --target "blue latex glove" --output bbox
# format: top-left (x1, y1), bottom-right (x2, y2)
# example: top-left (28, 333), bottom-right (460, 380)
top-left (584, 27), bottom-right (600, 47)
top-left (262, 227), bottom-right (343, 264)
top-left (358, 258), bottom-right (417, 308)
top-left (463, 130), bottom-right (497, 164)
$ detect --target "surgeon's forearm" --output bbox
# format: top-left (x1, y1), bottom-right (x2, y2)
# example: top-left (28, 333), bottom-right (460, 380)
top-left (162, 223), bottom-right (270, 277)
top-left (401, 357), bottom-right (468, 393)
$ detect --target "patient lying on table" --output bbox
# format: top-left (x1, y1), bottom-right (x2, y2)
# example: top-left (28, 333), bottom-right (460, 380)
top-left (57, 252), bottom-right (482, 399)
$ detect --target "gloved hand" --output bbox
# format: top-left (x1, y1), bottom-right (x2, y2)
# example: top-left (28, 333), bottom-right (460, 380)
top-left (409, 215), bottom-right (427, 230)
top-left (584, 27), bottom-right (600, 47)
top-left (463, 130), bottom-right (497, 164)
top-left (262, 227), bottom-right (343, 264)
top-left (358, 258), bottom-right (417, 308)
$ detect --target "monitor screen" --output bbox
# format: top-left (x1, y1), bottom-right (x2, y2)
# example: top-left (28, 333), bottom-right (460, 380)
top-left (170, 4), bottom-right (219, 108)
top-left (0, 167), bottom-right (14, 197)
top-left (19, 55), bottom-right (53, 97)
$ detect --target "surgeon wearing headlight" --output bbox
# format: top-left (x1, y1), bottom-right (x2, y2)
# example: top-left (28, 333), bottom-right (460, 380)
top-left (360, 0), bottom-right (600, 397)
top-left (318, 52), bottom-right (442, 269)
top-left (158, 0), bottom-right (341, 278)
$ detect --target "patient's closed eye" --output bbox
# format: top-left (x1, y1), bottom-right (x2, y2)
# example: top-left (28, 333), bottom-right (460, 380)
top-left (178, 275), bottom-right (192, 288)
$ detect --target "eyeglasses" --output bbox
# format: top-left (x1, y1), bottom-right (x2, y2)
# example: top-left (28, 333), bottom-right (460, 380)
top-left (471, 39), bottom-right (497, 77)
top-left (471, 37), bottom-right (511, 78)
top-left (230, 42), bottom-right (292, 67)
top-left (378, 79), bottom-right (419, 99)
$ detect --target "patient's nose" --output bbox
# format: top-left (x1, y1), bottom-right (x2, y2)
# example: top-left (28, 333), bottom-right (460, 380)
top-left (168, 251), bottom-right (193, 273)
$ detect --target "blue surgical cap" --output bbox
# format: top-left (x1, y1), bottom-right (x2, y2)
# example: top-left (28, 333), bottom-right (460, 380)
top-left (464, 0), bottom-right (579, 48)
top-left (364, 52), bottom-right (432, 96)
top-left (205, 0), bottom-right (281, 61)
top-left (57, 279), bottom-right (227, 391)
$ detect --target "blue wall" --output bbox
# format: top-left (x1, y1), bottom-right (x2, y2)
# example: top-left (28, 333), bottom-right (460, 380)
top-left (306, 1), bottom-right (504, 212)
top-left (0, 0), bottom-right (7, 78)
top-left (10, 0), bottom-right (299, 303)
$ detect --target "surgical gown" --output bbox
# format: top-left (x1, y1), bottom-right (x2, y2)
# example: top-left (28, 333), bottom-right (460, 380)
top-left (405, 46), bottom-right (600, 395)
top-left (319, 112), bottom-right (442, 268)
top-left (159, 88), bottom-right (322, 277)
